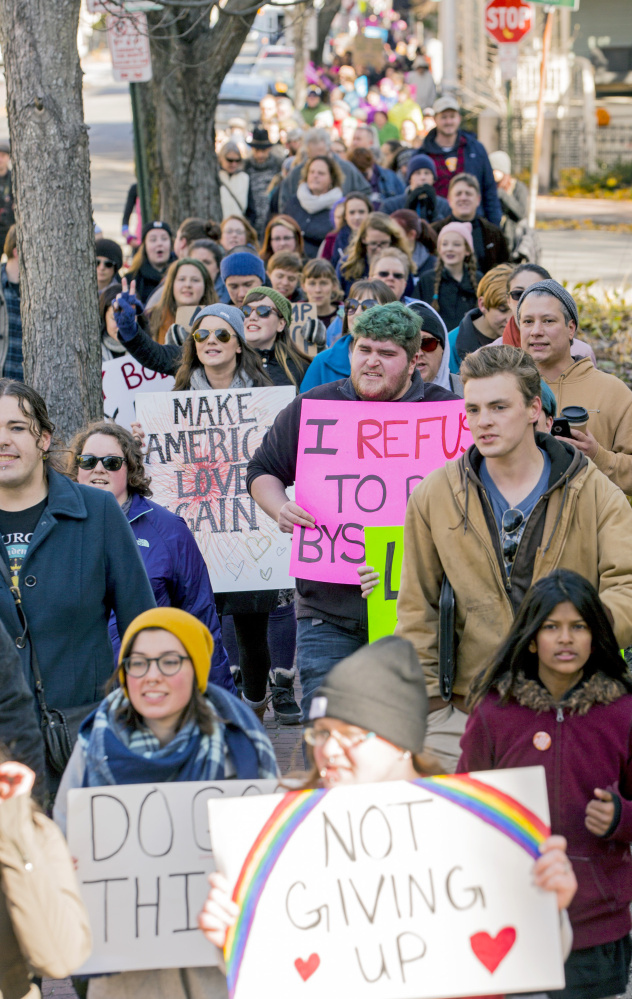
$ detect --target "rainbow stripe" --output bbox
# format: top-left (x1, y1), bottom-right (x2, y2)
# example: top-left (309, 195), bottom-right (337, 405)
top-left (414, 774), bottom-right (550, 858)
top-left (225, 789), bottom-right (326, 994)
top-left (223, 776), bottom-right (549, 995)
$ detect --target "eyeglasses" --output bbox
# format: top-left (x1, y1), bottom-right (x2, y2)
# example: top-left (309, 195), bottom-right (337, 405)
top-left (122, 653), bottom-right (191, 678)
top-left (192, 328), bottom-right (234, 343)
top-left (365, 241), bottom-right (391, 252)
top-left (225, 157), bottom-right (241, 165)
top-left (76, 454), bottom-right (126, 471)
top-left (242, 304), bottom-right (280, 319)
top-left (501, 507), bottom-right (524, 565)
top-left (509, 289), bottom-right (525, 301)
top-left (96, 258), bottom-right (116, 269)
top-left (271, 232), bottom-right (295, 244)
top-left (345, 298), bottom-right (378, 314)
top-left (376, 270), bottom-right (406, 280)
top-left (303, 727), bottom-right (376, 749)
top-left (419, 337), bottom-right (440, 353)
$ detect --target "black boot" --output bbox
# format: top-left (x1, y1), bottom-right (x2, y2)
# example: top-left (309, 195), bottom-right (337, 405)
top-left (269, 667), bottom-right (301, 725)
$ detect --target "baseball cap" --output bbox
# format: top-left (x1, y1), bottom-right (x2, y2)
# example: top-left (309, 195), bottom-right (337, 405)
top-left (433, 95), bottom-right (461, 115)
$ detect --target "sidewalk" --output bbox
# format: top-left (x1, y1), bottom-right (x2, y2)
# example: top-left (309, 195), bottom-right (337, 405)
top-left (536, 195), bottom-right (632, 226)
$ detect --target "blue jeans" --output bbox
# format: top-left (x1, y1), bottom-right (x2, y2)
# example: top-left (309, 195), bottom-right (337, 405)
top-left (296, 617), bottom-right (367, 722)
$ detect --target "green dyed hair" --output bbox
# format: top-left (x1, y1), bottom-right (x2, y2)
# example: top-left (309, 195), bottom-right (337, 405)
top-left (351, 301), bottom-right (422, 361)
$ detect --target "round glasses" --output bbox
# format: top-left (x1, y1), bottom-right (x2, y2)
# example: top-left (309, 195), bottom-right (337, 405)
top-left (242, 304), bottom-right (280, 319)
top-left (192, 328), bottom-right (234, 343)
top-left (345, 298), bottom-right (378, 314)
top-left (122, 653), bottom-right (191, 678)
top-left (76, 454), bottom-right (126, 471)
top-left (303, 727), bottom-right (376, 750)
top-left (419, 337), bottom-right (440, 353)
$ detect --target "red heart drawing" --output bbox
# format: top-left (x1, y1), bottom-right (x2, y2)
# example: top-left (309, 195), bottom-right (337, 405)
top-left (295, 954), bottom-right (320, 982)
top-left (470, 927), bottom-right (517, 973)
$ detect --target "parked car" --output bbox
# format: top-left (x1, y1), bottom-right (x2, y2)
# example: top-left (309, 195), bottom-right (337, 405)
top-left (216, 74), bottom-right (270, 131)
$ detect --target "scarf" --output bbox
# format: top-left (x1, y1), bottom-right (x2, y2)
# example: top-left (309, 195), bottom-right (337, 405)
top-left (79, 687), bottom-right (279, 786)
top-left (296, 182), bottom-right (343, 216)
top-left (101, 333), bottom-right (127, 362)
top-left (502, 314), bottom-right (521, 347)
top-left (189, 365), bottom-right (253, 390)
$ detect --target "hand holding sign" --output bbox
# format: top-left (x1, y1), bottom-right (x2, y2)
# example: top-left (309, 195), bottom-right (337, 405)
top-left (198, 871), bottom-right (239, 949)
top-left (533, 836), bottom-right (577, 910)
top-left (278, 499), bottom-right (316, 535)
top-left (358, 563), bottom-right (380, 598)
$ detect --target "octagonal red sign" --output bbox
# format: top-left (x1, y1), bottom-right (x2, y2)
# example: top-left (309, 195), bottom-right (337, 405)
top-left (485, 0), bottom-right (532, 43)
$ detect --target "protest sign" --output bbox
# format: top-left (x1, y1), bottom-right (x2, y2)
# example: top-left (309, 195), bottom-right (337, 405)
top-left (209, 767), bottom-right (564, 999)
top-left (289, 398), bottom-right (472, 584)
top-left (135, 387), bottom-right (295, 592)
top-left (67, 778), bottom-right (280, 974)
top-left (290, 301), bottom-right (319, 357)
top-left (364, 525), bottom-right (404, 642)
top-left (102, 355), bottom-right (174, 431)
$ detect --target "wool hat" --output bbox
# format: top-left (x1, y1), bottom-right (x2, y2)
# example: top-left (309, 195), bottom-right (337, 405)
top-left (433, 95), bottom-right (460, 115)
top-left (193, 303), bottom-right (246, 341)
top-left (249, 127), bottom-right (273, 150)
top-left (142, 220), bottom-right (173, 242)
top-left (95, 238), bottom-right (123, 272)
top-left (407, 300), bottom-right (447, 347)
top-left (352, 301), bottom-right (422, 350)
top-left (220, 251), bottom-right (266, 283)
top-left (437, 220), bottom-right (474, 255)
top-left (540, 380), bottom-right (557, 418)
top-left (489, 150), bottom-right (511, 176)
top-left (243, 286), bottom-right (292, 327)
top-left (406, 153), bottom-right (437, 183)
top-left (517, 278), bottom-right (579, 329)
top-left (118, 608), bottom-right (214, 694)
top-left (309, 636), bottom-right (429, 754)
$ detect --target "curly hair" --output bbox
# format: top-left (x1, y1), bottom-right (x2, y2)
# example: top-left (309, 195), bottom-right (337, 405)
top-left (260, 215), bottom-right (305, 265)
top-left (341, 212), bottom-right (413, 282)
top-left (148, 257), bottom-right (216, 342)
top-left (67, 421), bottom-right (152, 497)
top-left (351, 301), bottom-right (422, 361)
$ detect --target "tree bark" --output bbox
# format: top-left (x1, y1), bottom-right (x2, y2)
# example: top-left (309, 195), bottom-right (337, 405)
top-left (0, 0), bottom-right (102, 442)
top-left (309, 0), bottom-right (340, 68)
top-left (144, 0), bottom-right (260, 228)
top-left (291, 2), bottom-right (312, 112)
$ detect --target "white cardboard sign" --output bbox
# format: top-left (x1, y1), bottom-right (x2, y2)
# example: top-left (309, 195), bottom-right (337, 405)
top-left (67, 778), bottom-right (281, 974)
top-left (135, 387), bottom-right (295, 592)
top-left (102, 355), bottom-right (175, 431)
top-left (106, 11), bottom-right (153, 83)
top-left (209, 767), bottom-right (565, 999)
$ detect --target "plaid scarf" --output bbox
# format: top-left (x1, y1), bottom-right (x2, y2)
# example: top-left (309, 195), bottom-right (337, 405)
top-left (79, 687), bottom-right (278, 786)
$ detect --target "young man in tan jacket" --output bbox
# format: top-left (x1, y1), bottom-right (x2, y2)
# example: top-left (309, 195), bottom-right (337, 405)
top-left (396, 345), bottom-right (632, 773)
top-left (519, 279), bottom-right (632, 496)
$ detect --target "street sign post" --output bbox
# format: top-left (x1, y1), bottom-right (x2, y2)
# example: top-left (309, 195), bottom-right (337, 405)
top-left (485, 0), bottom-right (533, 44)
top-left (106, 11), bottom-right (152, 82)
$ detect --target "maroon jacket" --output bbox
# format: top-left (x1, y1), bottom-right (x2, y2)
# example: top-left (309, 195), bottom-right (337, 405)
top-left (458, 671), bottom-right (632, 950)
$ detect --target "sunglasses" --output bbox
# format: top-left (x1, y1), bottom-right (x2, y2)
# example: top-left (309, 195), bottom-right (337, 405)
top-left (225, 157), bottom-right (241, 164)
top-left (192, 328), bottom-right (234, 343)
top-left (419, 337), bottom-right (440, 353)
top-left (76, 454), bottom-right (126, 471)
top-left (509, 289), bottom-right (525, 301)
top-left (501, 507), bottom-right (525, 565)
top-left (242, 304), bottom-right (280, 319)
top-left (345, 298), bottom-right (378, 314)
top-left (376, 270), bottom-right (406, 280)
top-left (96, 258), bottom-right (116, 269)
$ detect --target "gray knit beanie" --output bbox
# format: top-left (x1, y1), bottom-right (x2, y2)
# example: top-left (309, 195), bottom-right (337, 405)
top-left (309, 636), bottom-right (428, 754)
top-left (517, 279), bottom-right (579, 329)
top-left (193, 303), bottom-right (245, 341)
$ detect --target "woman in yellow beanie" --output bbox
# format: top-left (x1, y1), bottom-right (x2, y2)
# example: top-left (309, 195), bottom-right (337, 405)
top-left (53, 608), bottom-right (278, 999)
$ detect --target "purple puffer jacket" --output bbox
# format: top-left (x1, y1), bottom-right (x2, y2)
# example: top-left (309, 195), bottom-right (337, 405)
top-left (458, 671), bottom-right (632, 951)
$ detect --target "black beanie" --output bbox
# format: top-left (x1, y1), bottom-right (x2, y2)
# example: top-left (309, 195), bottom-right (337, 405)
top-left (95, 238), bottom-right (123, 272)
top-left (142, 220), bottom-right (173, 242)
top-left (310, 636), bottom-right (428, 754)
top-left (407, 301), bottom-right (446, 347)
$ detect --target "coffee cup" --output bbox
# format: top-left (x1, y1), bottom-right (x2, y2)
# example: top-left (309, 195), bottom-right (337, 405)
top-left (561, 405), bottom-right (589, 433)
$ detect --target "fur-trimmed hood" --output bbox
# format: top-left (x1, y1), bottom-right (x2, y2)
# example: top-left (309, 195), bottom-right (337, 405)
top-left (495, 670), bottom-right (629, 716)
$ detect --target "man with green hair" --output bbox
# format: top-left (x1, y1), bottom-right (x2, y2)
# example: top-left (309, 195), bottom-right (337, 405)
top-left (247, 302), bottom-right (459, 721)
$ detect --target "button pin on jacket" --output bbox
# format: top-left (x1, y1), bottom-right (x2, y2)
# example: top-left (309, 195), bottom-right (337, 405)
top-left (137, 539), bottom-right (149, 548)
top-left (533, 731), bottom-right (551, 751)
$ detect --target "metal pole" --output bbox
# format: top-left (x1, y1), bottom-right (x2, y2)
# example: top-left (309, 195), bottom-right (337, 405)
top-left (527, 9), bottom-right (555, 229)
top-left (439, 0), bottom-right (458, 94)
top-left (129, 81), bottom-right (152, 226)
top-left (505, 79), bottom-right (514, 165)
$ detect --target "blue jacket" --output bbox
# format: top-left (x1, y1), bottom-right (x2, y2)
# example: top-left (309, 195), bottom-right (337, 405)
top-left (0, 468), bottom-right (156, 710)
top-left (421, 128), bottom-right (502, 226)
top-left (109, 493), bottom-right (235, 693)
top-left (380, 189), bottom-right (451, 220)
top-left (372, 164), bottom-right (405, 201)
top-left (300, 333), bottom-right (352, 392)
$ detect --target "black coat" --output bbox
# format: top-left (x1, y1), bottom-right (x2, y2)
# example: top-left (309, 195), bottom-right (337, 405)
top-left (418, 267), bottom-right (482, 334)
top-left (126, 253), bottom-right (176, 305)
top-left (432, 214), bottom-right (508, 274)
top-left (282, 195), bottom-right (334, 259)
top-left (0, 617), bottom-right (45, 780)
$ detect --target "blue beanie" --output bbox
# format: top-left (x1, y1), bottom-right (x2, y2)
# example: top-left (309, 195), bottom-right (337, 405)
top-left (406, 153), bottom-right (437, 183)
top-left (220, 251), bottom-right (266, 282)
top-left (193, 303), bottom-right (245, 341)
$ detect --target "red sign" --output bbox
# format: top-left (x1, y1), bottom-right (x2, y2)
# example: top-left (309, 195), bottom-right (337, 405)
top-left (485, 0), bottom-right (532, 43)
top-left (106, 11), bottom-right (153, 82)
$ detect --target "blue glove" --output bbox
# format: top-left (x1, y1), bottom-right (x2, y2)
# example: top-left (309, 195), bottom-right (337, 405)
top-left (114, 291), bottom-right (142, 343)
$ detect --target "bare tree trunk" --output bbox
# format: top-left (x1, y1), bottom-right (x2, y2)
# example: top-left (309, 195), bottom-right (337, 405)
top-left (0, 0), bottom-right (102, 441)
top-left (309, 0), bottom-right (339, 67)
top-left (145, 0), bottom-right (259, 228)
top-left (292, 2), bottom-right (311, 112)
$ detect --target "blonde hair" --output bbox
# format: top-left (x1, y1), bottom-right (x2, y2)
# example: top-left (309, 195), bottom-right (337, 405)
top-left (369, 246), bottom-right (416, 278)
top-left (477, 263), bottom-right (515, 310)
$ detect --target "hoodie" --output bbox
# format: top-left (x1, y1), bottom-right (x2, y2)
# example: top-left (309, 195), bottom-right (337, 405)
top-left (543, 356), bottom-right (632, 496)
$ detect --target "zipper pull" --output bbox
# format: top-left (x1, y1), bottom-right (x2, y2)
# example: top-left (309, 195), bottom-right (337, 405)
top-left (556, 707), bottom-right (564, 722)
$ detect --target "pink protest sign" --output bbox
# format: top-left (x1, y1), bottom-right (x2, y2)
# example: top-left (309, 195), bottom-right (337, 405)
top-left (289, 398), bottom-right (472, 584)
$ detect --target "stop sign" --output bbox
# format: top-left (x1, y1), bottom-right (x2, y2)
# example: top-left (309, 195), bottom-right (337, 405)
top-left (485, 0), bottom-right (532, 43)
